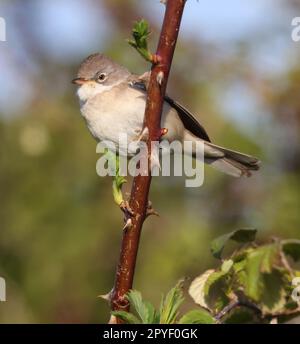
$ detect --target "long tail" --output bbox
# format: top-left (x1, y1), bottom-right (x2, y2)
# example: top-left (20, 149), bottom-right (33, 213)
top-left (203, 141), bottom-right (260, 177)
top-left (185, 130), bottom-right (260, 177)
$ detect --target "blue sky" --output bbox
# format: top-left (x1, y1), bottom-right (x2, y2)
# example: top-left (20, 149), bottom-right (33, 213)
top-left (1, 0), bottom-right (295, 62)
top-left (147, 0), bottom-right (279, 42)
top-left (0, 0), bottom-right (299, 123)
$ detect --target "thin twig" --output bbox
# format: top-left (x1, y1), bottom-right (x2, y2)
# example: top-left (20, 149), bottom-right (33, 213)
top-left (110, 0), bottom-right (186, 321)
top-left (215, 300), bottom-right (261, 322)
top-left (215, 299), bottom-right (300, 322)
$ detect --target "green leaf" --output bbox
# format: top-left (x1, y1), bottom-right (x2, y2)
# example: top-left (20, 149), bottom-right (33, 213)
top-left (133, 20), bottom-right (150, 46)
top-left (233, 255), bottom-right (247, 273)
top-left (232, 250), bottom-right (249, 286)
top-left (221, 259), bottom-right (234, 273)
top-left (127, 19), bottom-right (152, 62)
top-left (146, 301), bottom-right (160, 324)
top-left (111, 310), bottom-right (141, 324)
top-left (190, 268), bottom-right (233, 313)
top-left (178, 309), bottom-right (215, 324)
top-left (189, 270), bottom-right (215, 309)
top-left (204, 270), bottom-right (231, 313)
top-left (233, 258), bottom-right (248, 286)
top-left (260, 244), bottom-right (281, 273)
top-left (260, 270), bottom-right (287, 315)
top-left (105, 149), bottom-right (127, 206)
top-left (244, 252), bottom-right (263, 301)
top-left (126, 290), bottom-right (158, 324)
top-left (211, 229), bottom-right (257, 259)
top-left (244, 244), bottom-right (281, 301)
top-left (223, 308), bottom-right (261, 324)
top-left (282, 240), bottom-right (300, 262)
top-left (159, 281), bottom-right (185, 324)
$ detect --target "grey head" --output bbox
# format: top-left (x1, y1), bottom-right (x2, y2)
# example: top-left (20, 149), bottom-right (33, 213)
top-left (72, 53), bottom-right (131, 87)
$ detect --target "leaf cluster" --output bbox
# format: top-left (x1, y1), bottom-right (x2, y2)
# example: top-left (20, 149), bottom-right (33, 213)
top-left (112, 281), bottom-right (215, 324)
top-left (189, 230), bottom-right (300, 323)
top-left (127, 19), bottom-right (153, 62)
top-left (112, 230), bottom-right (300, 324)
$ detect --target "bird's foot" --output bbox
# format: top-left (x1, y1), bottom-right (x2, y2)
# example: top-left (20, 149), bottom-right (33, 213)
top-left (134, 126), bottom-right (149, 143)
top-left (160, 127), bottom-right (168, 137)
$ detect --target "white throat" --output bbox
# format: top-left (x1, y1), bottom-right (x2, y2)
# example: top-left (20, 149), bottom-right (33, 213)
top-left (76, 82), bottom-right (116, 104)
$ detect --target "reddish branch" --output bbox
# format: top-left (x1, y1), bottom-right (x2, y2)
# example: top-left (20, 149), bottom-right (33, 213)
top-left (110, 0), bottom-right (186, 321)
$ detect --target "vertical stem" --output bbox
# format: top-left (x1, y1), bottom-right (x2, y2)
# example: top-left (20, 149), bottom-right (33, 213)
top-left (110, 0), bottom-right (186, 319)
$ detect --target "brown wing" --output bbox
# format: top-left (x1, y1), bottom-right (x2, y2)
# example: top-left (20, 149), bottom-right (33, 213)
top-left (129, 75), bottom-right (211, 142)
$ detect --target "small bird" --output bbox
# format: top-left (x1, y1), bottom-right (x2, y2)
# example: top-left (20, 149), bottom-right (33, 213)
top-left (72, 53), bottom-right (260, 177)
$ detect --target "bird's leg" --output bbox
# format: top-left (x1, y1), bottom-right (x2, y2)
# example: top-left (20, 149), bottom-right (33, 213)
top-left (133, 125), bottom-right (168, 144)
top-left (160, 127), bottom-right (168, 137)
top-left (133, 126), bottom-right (149, 143)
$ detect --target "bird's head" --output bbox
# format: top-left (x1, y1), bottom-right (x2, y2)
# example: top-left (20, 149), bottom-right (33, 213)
top-left (72, 53), bottom-right (130, 103)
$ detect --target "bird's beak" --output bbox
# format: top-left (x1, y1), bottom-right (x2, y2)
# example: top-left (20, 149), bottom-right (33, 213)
top-left (72, 77), bottom-right (88, 85)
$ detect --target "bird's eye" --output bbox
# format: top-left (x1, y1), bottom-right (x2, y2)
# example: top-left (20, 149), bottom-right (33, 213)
top-left (97, 73), bottom-right (107, 82)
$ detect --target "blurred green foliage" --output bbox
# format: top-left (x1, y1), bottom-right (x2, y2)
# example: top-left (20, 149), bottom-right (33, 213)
top-left (112, 282), bottom-right (215, 324)
top-left (112, 231), bottom-right (300, 324)
top-left (189, 231), bottom-right (300, 323)
top-left (0, 0), bottom-right (299, 323)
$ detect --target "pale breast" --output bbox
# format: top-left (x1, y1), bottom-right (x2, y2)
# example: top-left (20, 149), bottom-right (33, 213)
top-left (81, 84), bottom-right (145, 145)
top-left (80, 82), bottom-right (185, 154)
